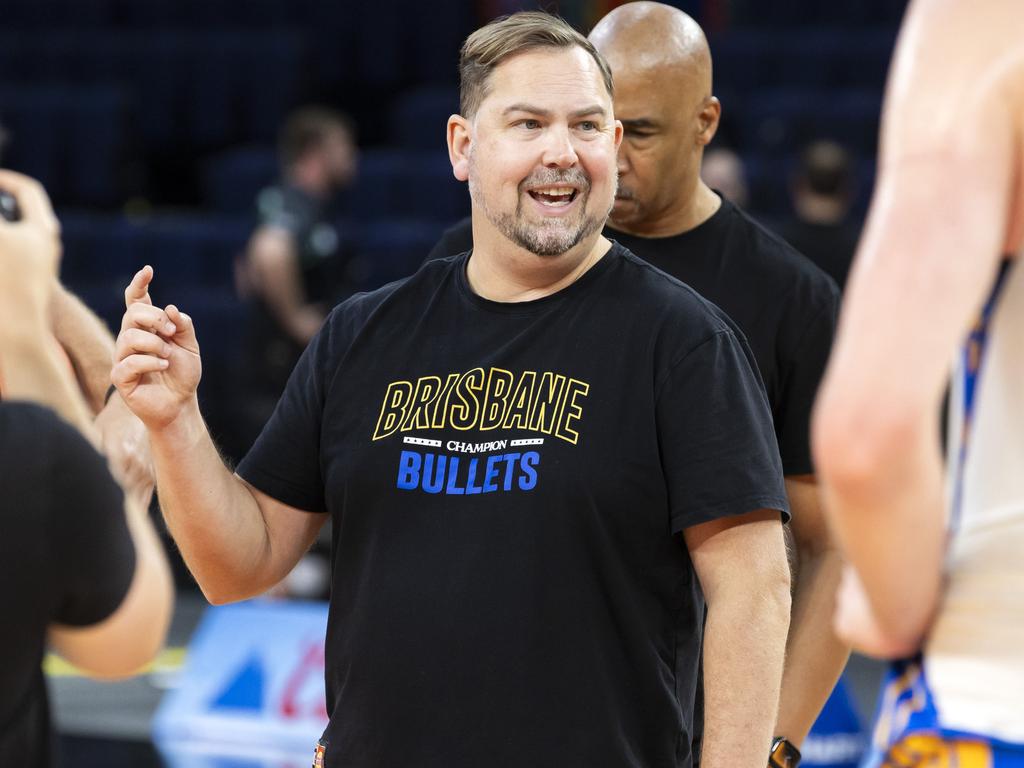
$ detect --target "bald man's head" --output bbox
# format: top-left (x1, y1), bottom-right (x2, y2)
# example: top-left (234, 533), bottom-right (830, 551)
top-left (588, 2), bottom-right (722, 236)
top-left (589, 2), bottom-right (711, 99)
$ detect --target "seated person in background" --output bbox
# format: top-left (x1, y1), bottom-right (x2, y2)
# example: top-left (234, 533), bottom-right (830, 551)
top-left (781, 140), bottom-right (861, 292)
top-left (236, 107), bottom-right (358, 597)
top-left (242, 106), bottom-right (358, 412)
top-left (0, 170), bottom-right (173, 767)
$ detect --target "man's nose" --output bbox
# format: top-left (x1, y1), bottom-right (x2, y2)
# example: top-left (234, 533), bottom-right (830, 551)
top-left (542, 125), bottom-right (579, 168)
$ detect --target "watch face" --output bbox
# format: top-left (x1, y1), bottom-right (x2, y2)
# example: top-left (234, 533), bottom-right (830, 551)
top-left (770, 738), bottom-right (801, 768)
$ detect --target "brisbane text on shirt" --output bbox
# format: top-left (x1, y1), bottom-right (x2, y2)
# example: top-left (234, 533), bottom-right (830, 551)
top-left (373, 366), bottom-right (590, 496)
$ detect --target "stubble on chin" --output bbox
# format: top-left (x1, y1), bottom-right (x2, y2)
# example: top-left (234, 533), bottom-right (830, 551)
top-left (468, 157), bottom-right (615, 258)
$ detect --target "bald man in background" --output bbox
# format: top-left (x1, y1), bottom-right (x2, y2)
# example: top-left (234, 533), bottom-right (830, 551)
top-left (428, 4), bottom-right (842, 764)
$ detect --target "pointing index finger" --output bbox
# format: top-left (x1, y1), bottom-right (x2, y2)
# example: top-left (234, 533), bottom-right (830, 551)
top-left (125, 265), bottom-right (154, 308)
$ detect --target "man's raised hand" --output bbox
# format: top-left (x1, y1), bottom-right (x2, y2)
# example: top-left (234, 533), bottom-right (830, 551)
top-left (112, 267), bottom-right (202, 431)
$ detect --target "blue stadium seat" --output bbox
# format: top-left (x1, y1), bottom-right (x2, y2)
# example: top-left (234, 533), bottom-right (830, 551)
top-left (347, 149), bottom-right (469, 223)
top-left (740, 88), bottom-right (882, 156)
top-left (60, 213), bottom-right (250, 295)
top-left (0, 87), bottom-right (65, 199)
top-left (0, 84), bottom-right (129, 206)
top-left (202, 147), bottom-right (279, 214)
top-left (347, 219), bottom-right (443, 291)
top-left (388, 86), bottom-right (460, 150)
top-left (405, 4), bottom-right (473, 85)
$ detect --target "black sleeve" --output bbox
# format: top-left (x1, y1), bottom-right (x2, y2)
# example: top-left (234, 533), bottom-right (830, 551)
top-left (424, 216), bottom-right (474, 264)
top-left (657, 330), bottom-right (789, 534)
top-left (260, 187), bottom-right (311, 240)
top-left (48, 415), bottom-right (136, 627)
top-left (775, 296), bottom-right (838, 475)
top-left (236, 310), bottom-right (335, 512)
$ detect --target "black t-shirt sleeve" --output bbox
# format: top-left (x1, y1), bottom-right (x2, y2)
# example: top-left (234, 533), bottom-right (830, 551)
top-left (236, 313), bottom-right (334, 512)
top-left (776, 296), bottom-right (838, 475)
top-left (259, 187), bottom-right (312, 240)
top-left (657, 330), bottom-right (789, 533)
top-left (424, 216), bottom-right (473, 264)
top-left (49, 416), bottom-right (136, 627)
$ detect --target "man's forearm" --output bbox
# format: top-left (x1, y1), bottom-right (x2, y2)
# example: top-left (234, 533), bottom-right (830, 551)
top-left (148, 398), bottom-right (276, 604)
top-left (701, 586), bottom-right (790, 768)
top-left (776, 546), bottom-right (848, 745)
top-left (49, 282), bottom-right (117, 413)
top-left (775, 477), bottom-right (851, 745)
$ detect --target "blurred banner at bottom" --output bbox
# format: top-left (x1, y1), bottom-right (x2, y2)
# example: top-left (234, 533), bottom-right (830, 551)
top-left (153, 600), bottom-right (328, 768)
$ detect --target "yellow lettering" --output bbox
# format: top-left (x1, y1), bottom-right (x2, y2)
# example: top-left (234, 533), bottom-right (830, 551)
top-left (480, 368), bottom-right (515, 430)
top-left (450, 367), bottom-right (485, 430)
top-left (554, 379), bottom-right (589, 444)
top-left (502, 370), bottom-right (537, 430)
top-left (528, 372), bottom-right (567, 435)
top-left (372, 381), bottom-right (413, 440)
top-left (400, 376), bottom-right (443, 431)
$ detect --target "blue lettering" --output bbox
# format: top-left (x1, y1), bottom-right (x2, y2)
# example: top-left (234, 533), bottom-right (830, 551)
top-left (483, 455), bottom-right (501, 493)
top-left (465, 458), bottom-right (483, 495)
top-left (502, 452), bottom-right (521, 491)
top-left (445, 456), bottom-right (465, 495)
top-left (422, 453), bottom-right (445, 494)
top-left (397, 451), bottom-right (421, 490)
top-left (518, 451), bottom-right (540, 490)
top-left (395, 450), bottom-right (541, 495)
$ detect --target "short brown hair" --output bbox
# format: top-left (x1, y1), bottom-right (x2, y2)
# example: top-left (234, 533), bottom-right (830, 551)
top-left (279, 106), bottom-right (355, 168)
top-left (459, 11), bottom-right (614, 118)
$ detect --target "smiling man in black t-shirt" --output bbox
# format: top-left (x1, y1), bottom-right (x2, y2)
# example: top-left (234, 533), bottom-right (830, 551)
top-left (428, 5), bottom-right (844, 764)
top-left (113, 12), bottom-right (790, 768)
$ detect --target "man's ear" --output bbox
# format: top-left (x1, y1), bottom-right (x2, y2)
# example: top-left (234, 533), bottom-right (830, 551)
top-left (448, 114), bottom-right (471, 181)
top-left (697, 96), bottom-right (721, 147)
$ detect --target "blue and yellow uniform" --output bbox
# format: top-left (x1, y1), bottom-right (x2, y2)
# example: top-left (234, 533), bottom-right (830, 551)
top-left (865, 259), bottom-right (1024, 767)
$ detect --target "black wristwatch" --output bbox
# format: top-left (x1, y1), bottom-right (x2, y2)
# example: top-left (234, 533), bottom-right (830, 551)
top-left (769, 736), bottom-right (801, 768)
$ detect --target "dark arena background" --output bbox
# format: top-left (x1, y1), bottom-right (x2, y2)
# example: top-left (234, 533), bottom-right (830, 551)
top-left (1, 1), bottom-right (908, 766)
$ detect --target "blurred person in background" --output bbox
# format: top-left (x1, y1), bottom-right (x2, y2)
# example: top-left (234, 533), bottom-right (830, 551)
top-left (427, 4), bottom-right (844, 763)
top-left (235, 107), bottom-right (359, 598)
top-left (111, 12), bottom-right (791, 767)
top-left (240, 106), bottom-right (358, 439)
top-left (0, 170), bottom-right (173, 767)
top-left (782, 140), bottom-right (860, 292)
top-left (701, 146), bottom-right (749, 207)
top-left (814, 0), bottom-right (1024, 764)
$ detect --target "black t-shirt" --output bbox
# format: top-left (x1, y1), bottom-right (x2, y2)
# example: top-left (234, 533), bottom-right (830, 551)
top-left (247, 184), bottom-right (352, 394)
top-left (0, 403), bottom-right (135, 768)
top-left (778, 218), bottom-right (860, 292)
top-left (238, 244), bottom-right (787, 768)
top-left (427, 201), bottom-right (839, 476)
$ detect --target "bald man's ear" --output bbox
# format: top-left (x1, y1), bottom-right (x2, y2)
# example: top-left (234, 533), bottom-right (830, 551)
top-left (696, 96), bottom-right (721, 147)
top-left (448, 114), bottom-right (471, 182)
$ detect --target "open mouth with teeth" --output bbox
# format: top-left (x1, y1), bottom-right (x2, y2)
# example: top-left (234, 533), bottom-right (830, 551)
top-left (527, 187), bottom-right (579, 207)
